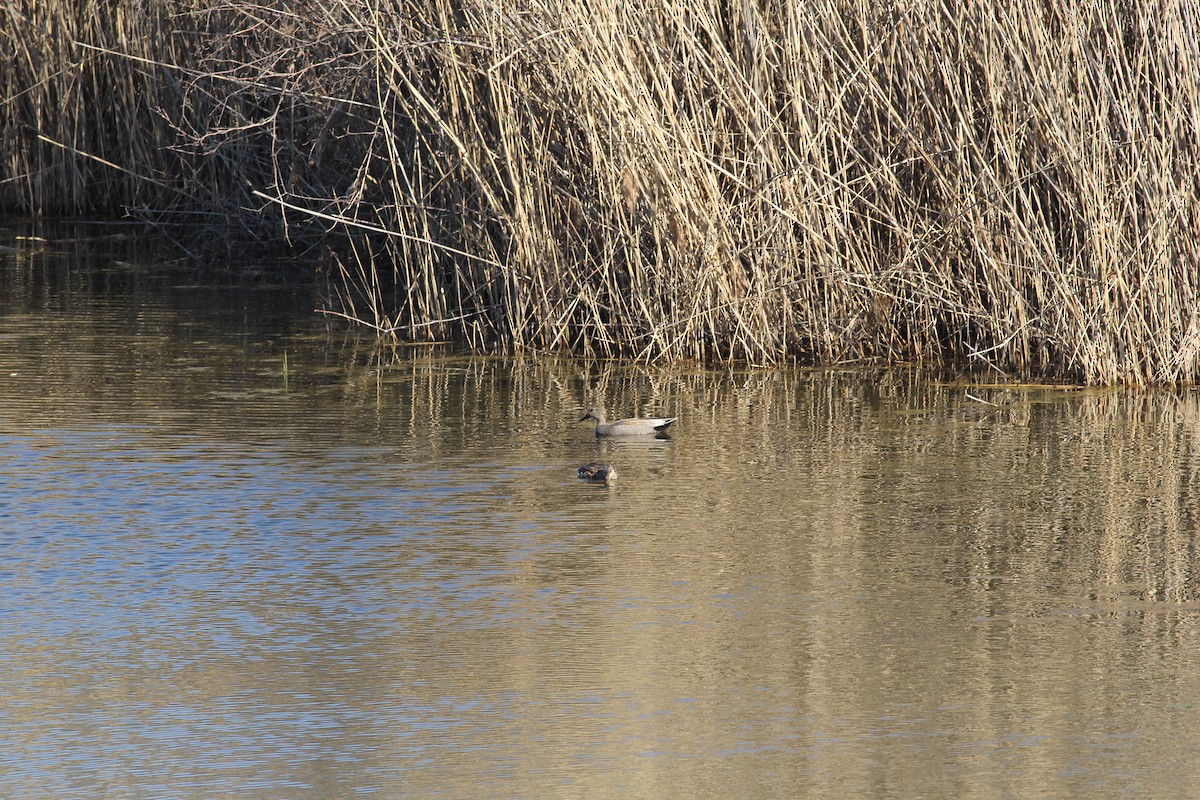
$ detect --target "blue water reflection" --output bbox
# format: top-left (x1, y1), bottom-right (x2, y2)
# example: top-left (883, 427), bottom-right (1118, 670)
top-left (3, 235), bottom-right (1200, 799)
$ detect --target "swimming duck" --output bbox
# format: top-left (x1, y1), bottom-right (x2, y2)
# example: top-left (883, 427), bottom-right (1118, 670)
top-left (577, 462), bottom-right (619, 482)
top-left (579, 407), bottom-right (677, 436)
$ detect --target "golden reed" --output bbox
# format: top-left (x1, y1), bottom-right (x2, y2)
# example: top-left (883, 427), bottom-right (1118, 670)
top-left (3, 0), bottom-right (1198, 384)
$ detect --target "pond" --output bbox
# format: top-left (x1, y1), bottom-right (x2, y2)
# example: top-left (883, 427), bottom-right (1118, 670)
top-left (2, 226), bottom-right (1199, 799)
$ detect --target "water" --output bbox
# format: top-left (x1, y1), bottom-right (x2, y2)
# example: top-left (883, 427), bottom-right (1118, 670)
top-left (2, 229), bottom-right (1200, 799)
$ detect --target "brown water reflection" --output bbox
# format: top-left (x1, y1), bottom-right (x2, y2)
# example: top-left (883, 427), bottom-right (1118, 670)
top-left (2, 233), bottom-right (1200, 798)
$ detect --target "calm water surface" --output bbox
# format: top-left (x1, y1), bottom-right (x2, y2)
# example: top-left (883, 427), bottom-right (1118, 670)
top-left (2, 230), bottom-right (1200, 798)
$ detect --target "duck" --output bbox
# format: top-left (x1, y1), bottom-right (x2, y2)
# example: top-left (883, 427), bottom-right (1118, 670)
top-left (577, 461), bottom-right (619, 483)
top-left (579, 407), bottom-right (677, 436)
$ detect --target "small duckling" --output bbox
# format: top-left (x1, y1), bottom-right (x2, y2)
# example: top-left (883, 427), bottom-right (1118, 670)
top-left (577, 462), bottom-right (619, 483)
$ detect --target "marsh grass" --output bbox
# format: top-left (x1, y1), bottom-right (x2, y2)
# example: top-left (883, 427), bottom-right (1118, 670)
top-left (4, 0), bottom-right (1199, 384)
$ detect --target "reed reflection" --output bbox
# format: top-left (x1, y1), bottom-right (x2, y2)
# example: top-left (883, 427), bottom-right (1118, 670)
top-left (3, 244), bottom-right (1200, 798)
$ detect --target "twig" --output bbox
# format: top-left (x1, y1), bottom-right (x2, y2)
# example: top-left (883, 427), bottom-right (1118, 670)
top-left (253, 190), bottom-right (502, 268)
top-left (964, 392), bottom-right (999, 406)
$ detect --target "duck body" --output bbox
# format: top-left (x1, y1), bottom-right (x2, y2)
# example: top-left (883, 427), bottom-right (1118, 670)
top-left (580, 407), bottom-right (677, 437)
top-left (577, 462), bottom-right (619, 483)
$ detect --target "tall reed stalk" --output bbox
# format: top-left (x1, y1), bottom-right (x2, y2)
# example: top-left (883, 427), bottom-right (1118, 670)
top-left (4, 0), bottom-right (1199, 384)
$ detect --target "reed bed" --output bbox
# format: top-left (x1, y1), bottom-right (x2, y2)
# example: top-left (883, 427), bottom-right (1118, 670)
top-left (4, 0), bottom-right (1199, 384)
top-left (3, 1), bottom-right (187, 216)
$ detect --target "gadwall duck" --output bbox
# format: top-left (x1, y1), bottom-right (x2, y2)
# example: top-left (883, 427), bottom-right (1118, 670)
top-left (579, 407), bottom-right (677, 436)
top-left (577, 462), bottom-right (619, 483)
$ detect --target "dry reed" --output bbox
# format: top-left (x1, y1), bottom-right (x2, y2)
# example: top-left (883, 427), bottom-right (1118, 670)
top-left (3, 0), bottom-right (1199, 384)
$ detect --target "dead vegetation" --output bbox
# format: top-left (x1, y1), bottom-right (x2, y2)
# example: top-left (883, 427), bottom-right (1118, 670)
top-left (3, 0), bottom-right (1199, 384)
